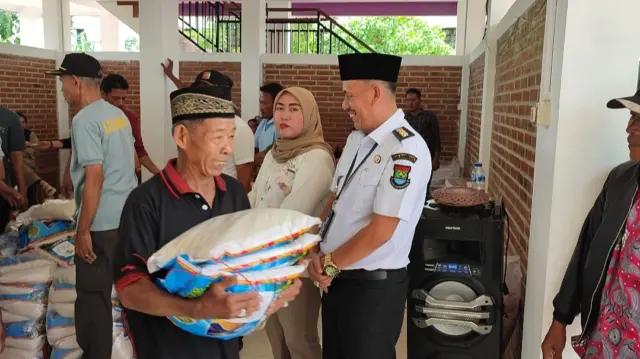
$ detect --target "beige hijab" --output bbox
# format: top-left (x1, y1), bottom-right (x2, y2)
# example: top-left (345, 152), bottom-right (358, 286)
top-left (270, 87), bottom-right (335, 164)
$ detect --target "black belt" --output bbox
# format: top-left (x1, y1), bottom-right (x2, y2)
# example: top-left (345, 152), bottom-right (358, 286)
top-left (337, 268), bottom-right (406, 281)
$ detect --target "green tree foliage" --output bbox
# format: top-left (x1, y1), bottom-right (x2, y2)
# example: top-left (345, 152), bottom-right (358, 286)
top-left (124, 36), bottom-right (139, 52)
top-left (342, 16), bottom-right (454, 55)
top-left (0, 10), bottom-right (20, 45)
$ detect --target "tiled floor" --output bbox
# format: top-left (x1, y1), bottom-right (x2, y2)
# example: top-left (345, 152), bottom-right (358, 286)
top-left (240, 312), bottom-right (408, 359)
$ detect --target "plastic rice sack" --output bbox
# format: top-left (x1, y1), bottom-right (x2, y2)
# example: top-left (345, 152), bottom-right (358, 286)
top-left (18, 220), bottom-right (75, 251)
top-left (51, 266), bottom-right (76, 296)
top-left (0, 284), bottom-right (48, 321)
top-left (0, 251), bottom-right (56, 277)
top-left (164, 264), bottom-right (306, 340)
top-left (2, 310), bottom-right (31, 323)
top-left (0, 231), bottom-right (19, 258)
top-left (0, 347), bottom-right (44, 359)
top-left (147, 208), bottom-right (321, 273)
top-left (4, 319), bottom-right (45, 351)
top-left (50, 348), bottom-right (82, 359)
top-left (46, 307), bottom-right (76, 346)
top-left (31, 236), bottom-right (76, 267)
top-left (112, 331), bottom-right (134, 359)
top-left (158, 234), bottom-right (319, 296)
top-left (30, 200), bottom-right (76, 222)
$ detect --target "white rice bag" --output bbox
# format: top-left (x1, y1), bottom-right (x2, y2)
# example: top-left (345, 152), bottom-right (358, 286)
top-left (147, 208), bottom-right (320, 273)
top-left (2, 310), bottom-right (31, 324)
top-left (30, 199), bottom-right (76, 222)
top-left (0, 231), bottom-right (19, 258)
top-left (50, 266), bottom-right (77, 304)
top-left (0, 252), bottom-right (55, 280)
top-left (51, 348), bottom-right (82, 359)
top-left (46, 308), bottom-right (76, 346)
top-left (53, 334), bottom-right (79, 349)
top-left (0, 285), bottom-right (48, 320)
top-left (0, 346), bottom-right (44, 359)
top-left (112, 332), bottom-right (134, 359)
top-left (4, 319), bottom-right (45, 351)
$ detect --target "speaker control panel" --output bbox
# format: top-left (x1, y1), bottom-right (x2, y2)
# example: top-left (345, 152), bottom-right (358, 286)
top-left (424, 262), bottom-right (482, 277)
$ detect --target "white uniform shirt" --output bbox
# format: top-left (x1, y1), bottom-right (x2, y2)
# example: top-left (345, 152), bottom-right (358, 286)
top-left (223, 116), bottom-right (255, 179)
top-left (320, 109), bottom-right (431, 271)
top-left (248, 148), bottom-right (335, 217)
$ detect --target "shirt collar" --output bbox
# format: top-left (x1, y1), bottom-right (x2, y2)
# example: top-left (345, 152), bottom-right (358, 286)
top-left (367, 109), bottom-right (405, 145)
top-left (160, 159), bottom-right (227, 199)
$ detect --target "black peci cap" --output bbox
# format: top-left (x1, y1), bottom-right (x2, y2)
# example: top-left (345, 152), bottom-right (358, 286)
top-left (338, 53), bottom-right (403, 83)
top-left (191, 70), bottom-right (234, 89)
top-left (46, 53), bottom-right (103, 79)
top-left (170, 86), bottom-right (235, 124)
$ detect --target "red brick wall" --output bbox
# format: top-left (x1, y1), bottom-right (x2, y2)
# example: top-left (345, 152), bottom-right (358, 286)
top-left (262, 64), bottom-right (462, 159)
top-left (464, 54), bottom-right (485, 177)
top-left (488, 2), bottom-right (546, 357)
top-left (179, 62), bottom-right (242, 111)
top-left (0, 54), bottom-right (59, 188)
top-left (489, 0), bottom-right (545, 276)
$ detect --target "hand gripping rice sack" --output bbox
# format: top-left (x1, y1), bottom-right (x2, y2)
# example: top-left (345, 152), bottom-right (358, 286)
top-left (158, 233), bottom-right (320, 296)
top-left (4, 319), bottom-right (45, 351)
top-left (46, 307), bottom-right (76, 346)
top-left (163, 264), bottom-right (306, 340)
top-left (18, 220), bottom-right (75, 251)
top-left (0, 284), bottom-right (48, 321)
top-left (0, 252), bottom-right (55, 283)
top-left (147, 208), bottom-right (321, 273)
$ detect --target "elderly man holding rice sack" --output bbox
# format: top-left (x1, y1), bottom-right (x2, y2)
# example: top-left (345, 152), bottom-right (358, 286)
top-left (309, 53), bottom-right (432, 359)
top-left (113, 85), bottom-right (302, 359)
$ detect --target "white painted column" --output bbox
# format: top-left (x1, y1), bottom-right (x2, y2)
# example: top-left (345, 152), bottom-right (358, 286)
top-left (521, 0), bottom-right (640, 358)
top-left (42, 0), bottom-right (71, 183)
top-left (18, 9), bottom-right (44, 49)
top-left (489, 0), bottom-right (516, 27)
top-left (139, 0), bottom-right (181, 180)
top-left (457, 0), bottom-right (487, 55)
top-left (241, 0), bottom-right (266, 120)
top-left (266, 0), bottom-right (291, 54)
top-left (100, 9), bottom-right (121, 52)
top-left (477, 0), bottom-right (497, 183)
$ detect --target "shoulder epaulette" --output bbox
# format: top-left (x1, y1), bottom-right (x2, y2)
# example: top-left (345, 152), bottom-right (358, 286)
top-left (392, 126), bottom-right (415, 142)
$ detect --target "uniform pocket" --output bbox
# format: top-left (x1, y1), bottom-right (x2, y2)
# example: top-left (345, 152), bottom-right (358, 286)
top-left (353, 167), bottom-right (382, 211)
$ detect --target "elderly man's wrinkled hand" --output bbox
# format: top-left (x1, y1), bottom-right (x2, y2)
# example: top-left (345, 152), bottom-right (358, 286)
top-left (266, 279), bottom-right (302, 316)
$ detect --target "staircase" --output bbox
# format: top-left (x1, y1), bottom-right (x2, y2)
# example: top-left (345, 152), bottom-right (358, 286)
top-left (100, 1), bottom-right (372, 54)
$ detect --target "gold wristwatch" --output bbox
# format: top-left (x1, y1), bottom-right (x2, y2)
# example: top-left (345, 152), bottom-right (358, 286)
top-left (322, 253), bottom-right (340, 277)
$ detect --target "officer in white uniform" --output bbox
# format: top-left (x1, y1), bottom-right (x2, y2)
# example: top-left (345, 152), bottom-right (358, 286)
top-left (309, 53), bottom-right (431, 359)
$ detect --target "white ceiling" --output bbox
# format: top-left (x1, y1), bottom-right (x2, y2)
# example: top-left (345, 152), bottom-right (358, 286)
top-left (0, 0), bottom-right (104, 16)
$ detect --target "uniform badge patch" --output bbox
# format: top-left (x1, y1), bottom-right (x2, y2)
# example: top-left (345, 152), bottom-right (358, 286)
top-left (392, 126), bottom-right (415, 141)
top-left (390, 164), bottom-right (411, 189)
top-left (391, 153), bottom-right (417, 163)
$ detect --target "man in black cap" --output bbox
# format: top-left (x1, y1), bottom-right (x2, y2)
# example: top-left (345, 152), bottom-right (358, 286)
top-left (309, 53), bottom-right (431, 359)
top-left (541, 88), bottom-right (640, 358)
top-left (113, 85), bottom-right (301, 359)
top-left (160, 59), bottom-right (255, 192)
top-left (47, 52), bottom-right (138, 359)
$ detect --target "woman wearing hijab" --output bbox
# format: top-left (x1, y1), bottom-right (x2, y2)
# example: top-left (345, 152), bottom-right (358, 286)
top-left (248, 87), bottom-right (334, 359)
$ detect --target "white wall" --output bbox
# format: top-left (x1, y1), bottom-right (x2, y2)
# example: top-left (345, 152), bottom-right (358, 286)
top-left (522, 0), bottom-right (640, 358)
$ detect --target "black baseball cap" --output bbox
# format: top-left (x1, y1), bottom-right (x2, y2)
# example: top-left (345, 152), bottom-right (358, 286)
top-left (607, 88), bottom-right (640, 115)
top-left (191, 70), bottom-right (234, 88)
top-left (46, 53), bottom-right (103, 79)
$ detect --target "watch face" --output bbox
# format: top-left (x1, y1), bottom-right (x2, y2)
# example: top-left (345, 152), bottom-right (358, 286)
top-left (325, 265), bottom-right (339, 277)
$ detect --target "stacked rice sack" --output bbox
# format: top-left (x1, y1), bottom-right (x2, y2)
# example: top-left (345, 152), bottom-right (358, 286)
top-left (46, 272), bottom-right (134, 359)
top-left (0, 252), bottom-right (56, 359)
top-left (147, 208), bottom-right (321, 340)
